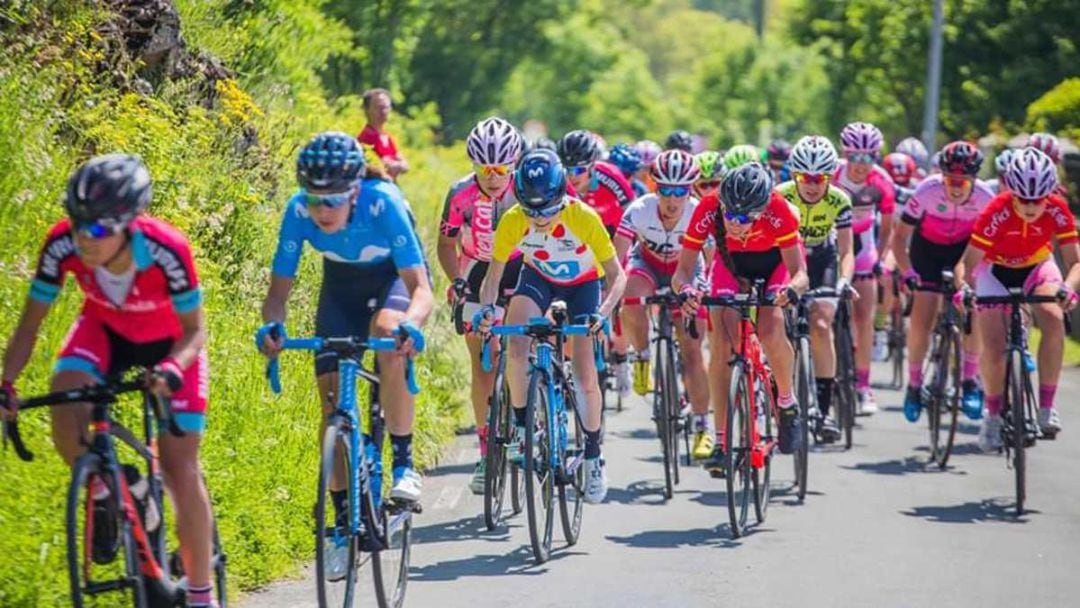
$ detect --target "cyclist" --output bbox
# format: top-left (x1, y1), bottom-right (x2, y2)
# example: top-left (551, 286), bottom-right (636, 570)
top-left (896, 136), bottom-right (930, 179)
top-left (437, 117), bottom-right (523, 494)
top-left (475, 148), bottom-right (627, 503)
top-left (257, 133), bottom-right (433, 576)
top-left (665, 130), bottom-right (694, 152)
top-left (892, 141), bottom-right (995, 423)
top-left (883, 152), bottom-right (918, 207)
top-left (776, 136), bottom-right (855, 442)
top-left (988, 148), bottom-right (1016, 195)
top-left (0, 155), bottom-right (217, 607)
top-left (635, 140), bottom-right (663, 193)
top-left (766, 139), bottom-right (793, 184)
top-left (833, 122), bottom-right (897, 414)
top-left (693, 151), bottom-right (724, 201)
top-left (723, 144), bottom-right (760, 173)
top-left (613, 149), bottom-right (712, 458)
top-left (610, 143), bottom-right (649, 197)
top-left (675, 162), bottom-right (809, 466)
top-left (1028, 132), bottom-right (1073, 201)
top-left (962, 148), bottom-right (1080, 450)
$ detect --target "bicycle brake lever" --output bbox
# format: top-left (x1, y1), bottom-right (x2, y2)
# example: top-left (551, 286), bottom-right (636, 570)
top-left (3, 420), bottom-right (35, 462)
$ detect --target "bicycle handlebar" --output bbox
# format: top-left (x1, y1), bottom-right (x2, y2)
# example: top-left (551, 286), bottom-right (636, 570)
top-left (480, 318), bottom-right (607, 374)
top-left (265, 334), bottom-right (419, 396)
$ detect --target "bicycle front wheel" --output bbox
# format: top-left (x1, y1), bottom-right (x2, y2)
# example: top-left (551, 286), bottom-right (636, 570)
top-left (665, 340), bottom-right (682, 487)
top-left (933, 329), bottom-right (962, 469)
top-left (314, 422), bottom-right (358, 608)
top-left (655, 341), bottom-right (675, 500)
top-left (725, 362), bottom-right (753, 538)
top-left (835, 308), bottom-right (857, 450)
top-left (558, 385), bottom-right (584, 546)
top-left (484, 373), bottom-right (511, 531)
top-left (753, 376), bottom-right (775, 523)
top-left (524, 372), bottom-right (555, 563)
top-left (1007, 349), bottom-right (1027, 516)
top-left (372, 504), bottom-right (412, 608)
top-left (793, 335), bottom-right (812, 502)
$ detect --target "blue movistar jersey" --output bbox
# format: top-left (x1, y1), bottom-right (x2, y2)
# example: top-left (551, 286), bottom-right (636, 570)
top-left (271, 179), bottom-right (425, 278)
top-left (631, 178), bottom-right (649, 197)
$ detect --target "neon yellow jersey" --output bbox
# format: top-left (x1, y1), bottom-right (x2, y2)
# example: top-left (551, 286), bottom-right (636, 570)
top-left (492, 198), bottom-right (616, 286)
top-left (775, 182), bottom-right (853, 248)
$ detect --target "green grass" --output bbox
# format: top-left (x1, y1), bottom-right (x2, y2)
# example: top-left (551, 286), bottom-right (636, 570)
top-left (1027, 328), bottom-right (1080, 367)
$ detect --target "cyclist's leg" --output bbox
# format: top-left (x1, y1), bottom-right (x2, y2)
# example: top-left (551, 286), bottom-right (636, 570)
top-left (1026, 261), bottom-right (1066, 418)
top-left (852, 231), bottom-right (878, 405)
top-left (506, 267), bottom-right (551, 423)
top-left (462, 260), bottom-right (496, 455)
top-left (707, 258), bottom-right (743, 452)
top-left (759, 261), bottom-right (795, 400)
top-left (907, 292), bottom-right (942, 381)
top-left (674, 319), bottom-right (709, 416)
top-left (807, 243), bottom-right (839, 419)
top-left (974, 264), bottom-right (1011, 448)
top-left (49, 314), bottom-right (111, 465)
top-left (622, 256), bottom-right (656, 396)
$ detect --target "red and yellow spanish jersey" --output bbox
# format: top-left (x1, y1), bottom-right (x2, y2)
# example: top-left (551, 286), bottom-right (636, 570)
top-left (969, 193), bottom-right (1078, 267)
top-left (683, 191), bottom-right (801, 253)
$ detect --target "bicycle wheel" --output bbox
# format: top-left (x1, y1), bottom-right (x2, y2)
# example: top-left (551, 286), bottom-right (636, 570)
top-left (212, 520), bottom-right (228, 608)
top-left (1006, 350), bottom-right (1027, 516)
top-left (558, 385), bottom-right (584, 546)
top-left (484, 375), bottom-right (511, 531)
top-left (665, 340), bottom-right (682, 488)
top-left (314, 422), bottom-right (358, 608)
top-left (524, 372), bottom-right (555, 563)
top-left (891, 301), bottom-right (905, 389)
top-left (835, 308), bottom-right (857, 450)
top-left (725, 362), bottom-right (753, 538)
top-left (753, 376), bottom-right (775, 524)
top-left (372, 505), bottom-right (412, 608)
top-left (654, 343), bottom-right (674, 500)
top-left (934, 329), bottom-right (962, 469)
top-left (67, 453), bottom-right (147, 608)
top-left (793, 335), bottom-right (812, 502)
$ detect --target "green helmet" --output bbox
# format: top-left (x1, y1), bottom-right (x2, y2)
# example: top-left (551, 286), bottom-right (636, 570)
top-left (723, 144), bottom-right (760, 171)
top-left (694, 151), bottom-right (724, 181)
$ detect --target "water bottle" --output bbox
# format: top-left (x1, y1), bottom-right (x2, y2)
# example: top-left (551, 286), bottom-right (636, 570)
top-left (754, 379), bottom-right (768, 433)
top-left (122, 464), bottom-right (161, 532)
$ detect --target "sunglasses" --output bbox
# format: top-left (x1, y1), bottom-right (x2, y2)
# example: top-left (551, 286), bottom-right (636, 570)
top-left (521, 202), bottom-right (566, 219)
top-left (846, 152), bottom-right (876, 164)
top-left (658, 184), bottom-right (691, 197)
top-left (74, 222), bottom-right (123, 240)
top-left (943, 174), bottom-right (973, 188)
top-left (474, 163), bottom-right (513, 177)
top-left (695, 180), bottom-right (722, 191)
top-left (1016, 196), bottom-right (1047, 206)
top-left (303, 188), bottom-right (354, 208)
top-left (566, 164), bottom-right (592, 177)
top-left (794, 173), bottom-right (829, 185)
top-left (723, 210), bottom-right (760, 224)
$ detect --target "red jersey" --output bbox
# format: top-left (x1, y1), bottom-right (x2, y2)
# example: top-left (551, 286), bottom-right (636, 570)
top-left (969, 193), bottom-right (1078, 268)
top-left (683, 191), bottom-right (801, 253)
top-left (358, 124), bottom-right (402, 162)
top-left (31, 216), bottom-right (203, 343)
top-left (584, 161), bottom-right (636, 231)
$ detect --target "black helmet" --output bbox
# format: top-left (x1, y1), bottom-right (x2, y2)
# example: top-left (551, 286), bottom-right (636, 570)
top-left (513, 149), bottom-right (567, 211)
top-left (532, 137), bottom-right (557, 152)
top-left (665, 130), bottom-right (693, 152)
top-left (296, 131), bottom-right (366, 192)
top-left (556, 130), bottom-right (600, 167)
top-left (720, 162), bottom-right (774, 216)
top-left (766, 139), bottom-right (792, 162)
top-left (65, 154), bottom-right (152, 227)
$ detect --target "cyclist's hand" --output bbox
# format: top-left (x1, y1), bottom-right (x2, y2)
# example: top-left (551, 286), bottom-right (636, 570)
top-left (873, 260), bottom-right (885, 277)
top-left (397, 320), bottom-right (426, 357)
top-left (585, 313), bottom-right (607, 337)
top-left (774, 285), bottom-right (799, 308)
top-left (0, 381), bottom-right (18, 422)
top-left (837, 278), bottom-right (859, 301)
top-left (1057, 285), bottom-right (1079, 312)
top-left (447, 278), bottom-right (469, 306)
top-left (900, 269), bottom-right (919, 296)
top-left (148, 359), bottom-right (184, 399)
top-left (678, 284), bottom-right (701, 316)
top-left (473, 305), bottom-right (496, 336)
top-left (256, 322), bottom-right (285, 358)
top-left (952, 284), bottom-right (973, 311)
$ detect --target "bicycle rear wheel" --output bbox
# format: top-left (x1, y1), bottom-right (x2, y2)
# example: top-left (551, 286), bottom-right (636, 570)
top-left (835, 307), bottom-right (857, 450)
top-left (524, 373), bottom-right (555, 563)
top-left (890, 299), bottom-right (905, 389)
top-left (665, 341), bottom-right (682, 488)
top-left (725, 362), bottom-right (752, 538)
top-left (558, 386), bottom-right (585, 546)
top-left (654, 344), bottom-right (674, 500)
top-left (934, 329), bottom-right (962, 469)
top-left (1006, 350), bottom-right (1027, 516)
top-left (314, 422), bottom-right (358, 608)
top-left (793, 335), bottom-right (812, 502)
top-left (484, 374), bottom-right (511, 531)
top-left (753, 376), bottom-right (775, 523)
top-left (372, 505), bottom-right (412, 608)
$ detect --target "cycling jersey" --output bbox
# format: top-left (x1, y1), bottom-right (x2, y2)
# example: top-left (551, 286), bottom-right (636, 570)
top-left (833, 160), bottom-right (897, 234)
top-left (775, 182), bottom-right (853, 248)
top-left (631, 179), bottom-right (649, 198)
top-left (438, 173), bottom-right (517, 263)
top-left (894, 184), bottom-right (915, 208)
top-left (683, 191), bottom-right (800, 254)
top-left (900, 175), bottom-right (995, 246)
top-left (272, 178), bottom-right (425, 278)
top-left (969, 193), bottom-right (1078, 268)
top-left (492, 199), bottom-right (615, 286)
top-left (585, 161), bottom-right (636, 232)
top-left (31, 216), bottom-right (202, 343)
top-left (615, 194), bottom-right (699, 274)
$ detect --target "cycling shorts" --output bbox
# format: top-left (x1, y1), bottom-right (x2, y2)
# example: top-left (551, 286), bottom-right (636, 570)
top-left (514, 265), bottom-right (601, 322)
top-left (807, 242), bottom-right (838, 291)
top-left (852, 229), bottom-right (878, 276)
top-left (974, 259), bottom-right (1062, 301)
top-left (710, 249), bottom-right (788, 297)
top-left (910, 231), bottom-right (966, 288)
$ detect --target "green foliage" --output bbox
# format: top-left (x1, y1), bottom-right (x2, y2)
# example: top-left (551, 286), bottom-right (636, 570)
top-left (1027, 78), bottom-right (1080, 142)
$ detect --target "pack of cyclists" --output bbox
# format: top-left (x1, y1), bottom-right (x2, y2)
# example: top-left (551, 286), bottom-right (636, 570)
top-left (0, 116), bottom-right (1075, 606)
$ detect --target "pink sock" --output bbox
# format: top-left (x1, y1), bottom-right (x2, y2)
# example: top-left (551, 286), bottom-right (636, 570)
top-left (1039, 384), bottom-right (1057, 410)
top-left (986, 394), bottom-right (1003, 417)
top-left (963, 350), bottom-right (979, 382)
top-left (477, 425), bottom-right (488, 459)
top-left (856, 369), bottom-right (870, 391)
top-left (908, 362), bottom-right (923, 388)
top-left (777, 392), bottom-right (796, 409)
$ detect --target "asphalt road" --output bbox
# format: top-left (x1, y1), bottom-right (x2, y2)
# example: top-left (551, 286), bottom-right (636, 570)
top-left (240, 362), bottom-right (1080, 608)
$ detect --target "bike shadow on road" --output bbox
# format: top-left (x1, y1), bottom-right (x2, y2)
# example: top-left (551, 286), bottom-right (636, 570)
top-left (609, 428), bottom-right (659, 441)
top-left (605, 524), bottom-right (762, 549)
top-left (408, 546), bottom-right (586, 581)
top-left (842, 455), bottom-right (970, 476)
top-left (604, 480), bottom-right (678, 506)
top-left (411, 514), bottom-right (516, 546)
top-left (901, 497), bottom-right (1037, 524)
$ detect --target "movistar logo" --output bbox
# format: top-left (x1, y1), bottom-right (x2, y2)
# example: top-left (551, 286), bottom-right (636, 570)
top-left (527, 166), bottom-right (544, 179)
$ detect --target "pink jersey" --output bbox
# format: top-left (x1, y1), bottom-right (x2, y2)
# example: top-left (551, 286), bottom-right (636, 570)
top-left (438, 174), bottom-right (517, 263)
top-left (900, 175), bottom-right (995, 245)
top-left (833, 160), bottom-right (897, 234)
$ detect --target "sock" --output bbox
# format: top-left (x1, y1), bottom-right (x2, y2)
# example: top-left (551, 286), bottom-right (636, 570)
top-left (777, 391), bottom-right (796, 409)
top-left (986, 394), bottom-right (1003, 417)
top-left (693, 414), bottom-right (709, 432)
top-left (1039, 384), bottom-right (1057, 411)
top-left (513, 406), bottom-right (527, 427)
top-left (584, 428), bottom-right (602, 459)
top-left (856, 368), bottom-right (870, 391)
top-left (477, 425), bottom-right (488, 459)
top-left (963, 350), bottom-right (979, 382)
top-left (908, 362), bottom-right (923, 388)
top-left (390, 433), bottom-right (413, 471)
top-left (816, 378), bottom-right (834, 417)
top-left (187, 585), bottom-right (213, 608)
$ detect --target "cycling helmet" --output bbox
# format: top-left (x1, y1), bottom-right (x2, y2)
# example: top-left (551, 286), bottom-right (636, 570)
top-left (1004, 148), bottom-right (1059, 200)
top-left (664, 130), bottom-right (693, 152)
top-left (65, 153), bottom-right (152, 227)
top-left (297, 131), bottom-right (365, 192)
top-left (895, 137), bottom-right (929, 166)
top-left (882, 152), bottom-right (917, 185)
top-left (592, 132), bottom-right (609, 159)
top-left (720, 162), bottom-right (774, 216)
top-left (556, 130), bottom-right (600, 167)
top-left (994, 148), bottom-right (1016, 177)
top-left (532, 137), bottom-right (557, 152)
top-left (694, 151), bottom-right (724, 181)
top-left (1028, 132), bottom-right (1061, 163)
top-left (766, 139), bottom-right (792, 162)
top-left (635, 140), bottom-right (662, 168)
top-left (938, 141), bottom-right (984, 176)
top-left (513, 148), bottom-right (567, 211)
top-left (651, 149), bottom-right (701, 186)
top-left (931, 151), bottom-right (941, 171)
top-left (608, 143), bottom-right (643, 176)
top-left (840, 122), bottom-right (883, 153)
top-left (788, 136), bottom-right (839, 175)
top-left (723, 144), bottom-right (760, 171)
top-left (466, 117), bottom-right (523, 166)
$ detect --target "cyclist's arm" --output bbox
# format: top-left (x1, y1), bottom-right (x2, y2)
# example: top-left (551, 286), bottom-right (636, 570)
top-left (672, 247), bottom-right (700, 294)
top-left (261, 275), bottom-right (294, 324)
top-left (781, 243), bottom-right (809, 294)
top-left (398, 265), bottom-right (434, 327)
top-left (436, 234), bottom-right (461, 284)
top-left (1058, 239), bottom-right (1080, 293)
top-left (961, 245), bottom-right (986, 287)
top-left (877, 212), bottom-right (894, 259)
top-left (890, 221), bottom-right (915, 275)
top-left (612, 233), bottom-right (634, 263)
top-left (169, 306), bottom-right (208, 369)
top-left (478, 261), bottom-right (506, 308)
top-left (1, 298), bottom-right (51, 384)
top-left (598, 257), bottom-right (627, 319)
top-left (837, 226), bottom-right (856, 282)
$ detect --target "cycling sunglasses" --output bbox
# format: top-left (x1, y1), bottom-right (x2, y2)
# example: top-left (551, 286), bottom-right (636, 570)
top-left (521, 201), bottom-right (566, 219)
top-left (303, 188), bottom-right (354, 209)
top-left (658, 184), bottom-right (691, 198)
top-left (566, 164), bottom-right (592, 177)
top-left (794, 172), bottom-right (829, 185)
top-left (723, 209), bottom-right (761, 224)
top-left (74, 221), bottom-right (123, 240)
top-left (942, 174), bottom-right (973, 188)
top-left (1016, 195), bottom-right (1048, 206)
top-left (695, 180), bottom-right (722, 191)
top-left (846, 152), bottom-right (876, 164)
top-left (474, 163), bottom-right (513, 177)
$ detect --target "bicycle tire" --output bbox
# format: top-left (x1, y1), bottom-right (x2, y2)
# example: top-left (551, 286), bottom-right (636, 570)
top-left (654, 343), bottom-right (674, 500)
top-left (753, 375), bottom-right (775, 523)
top-left (926, 332), bottom-right (944, 462)
top-left (558, 385), bottom-right (584, 545)
top-left (793, 336), bottom-right (812, 502)
top-left (935, 328), bottom-right (962, 469)
top-left (835, 305), bottom-right (857, 450)
top-left (666, 339), bottom-right (682, 488)
top-left (314, 423), bottom-right (358, 608)
top-left (524, 372), bottom-right (555, 563)
top-left (483, 375), bottom-right (511, 531)
top-left (725, 362), bottom-right (752, 538)
top-left (67, 453), bottom-right (147, 608)
top-left (372, 504), bottom-right (412, 608)
top-left (510, 462), bottom-right (524, 516)
top-left (1007, 350), bottom-right (1026, 516)
top-left (212, 520), bottom-right (229, 608)
top-left (891, 303), bottom-right (905, 389)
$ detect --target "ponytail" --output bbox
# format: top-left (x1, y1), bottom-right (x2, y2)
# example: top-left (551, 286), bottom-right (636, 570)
top-left (714, 212), bottom-right (748, 292)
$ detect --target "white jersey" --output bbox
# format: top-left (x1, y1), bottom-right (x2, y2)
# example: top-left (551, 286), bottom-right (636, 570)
top-left (615, 194), bottom-right (699, 274)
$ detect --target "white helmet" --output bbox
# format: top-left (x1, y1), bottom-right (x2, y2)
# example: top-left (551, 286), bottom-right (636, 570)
top-left (895, 137), bottom-right (929, 166)
top-left (789, 135), bottom-right (839, 175)
top-left (466, 117), bottom-right (523, 166)
top-left (651, 149), bottom-right (700, 186)
top-left (1004, 147), bottom-right (1059, 200)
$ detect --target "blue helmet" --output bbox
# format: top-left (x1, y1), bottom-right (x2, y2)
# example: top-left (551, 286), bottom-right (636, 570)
top-left (513, 149), bottom-right (567, 211)
top-left (296, 131), bottom-right (365, 192)
top-left (608, 143), bottom-right (642, 176)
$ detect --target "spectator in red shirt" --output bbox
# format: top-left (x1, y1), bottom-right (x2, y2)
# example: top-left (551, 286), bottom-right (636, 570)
top-left (358, 88), bottom-right (409, 180)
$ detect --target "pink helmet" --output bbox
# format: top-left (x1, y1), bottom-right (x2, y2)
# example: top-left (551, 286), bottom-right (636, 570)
top-left (1027, 132), bottom-right (1061, 164)
top-left (466, 117), bottom-right (522, 165)
top-left (1004, 148), bottom-right (1059, 200)
top-left (635, 140), bottom-right (662, 167)
top-left (840, 122), bottom-right (883, 153)
top-left (651, 149), bottom-right (701, 186)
